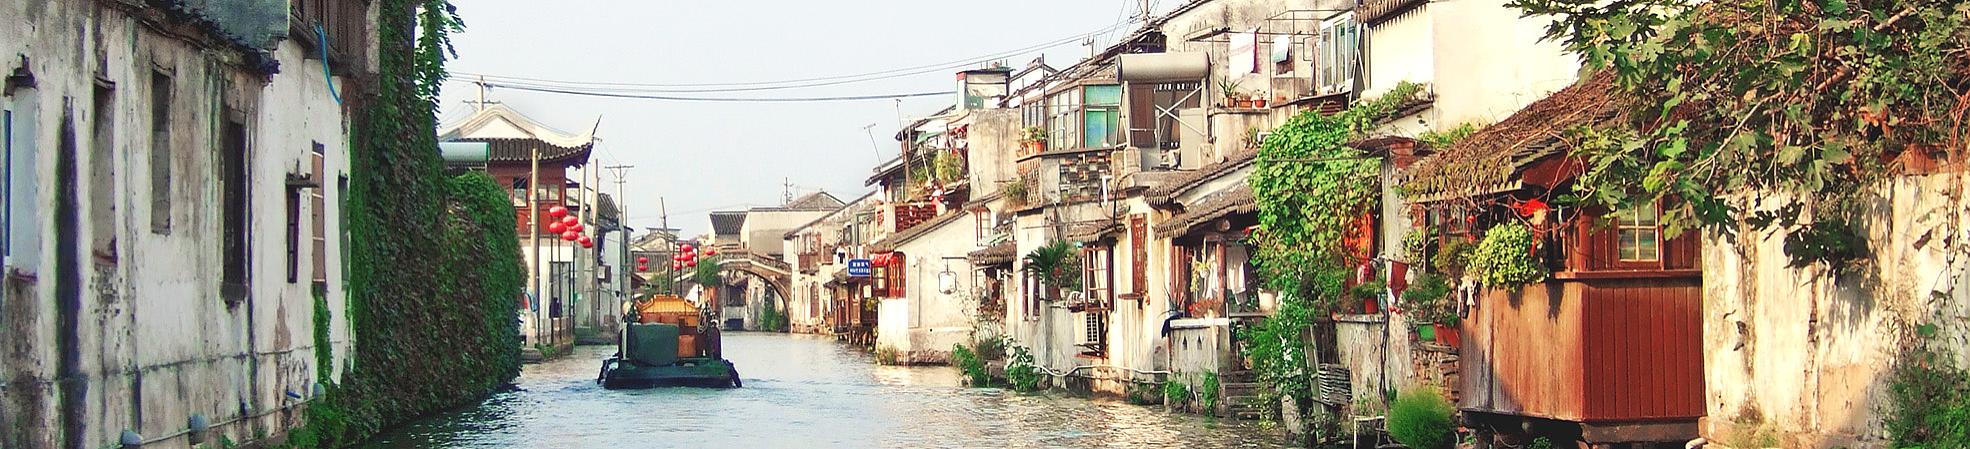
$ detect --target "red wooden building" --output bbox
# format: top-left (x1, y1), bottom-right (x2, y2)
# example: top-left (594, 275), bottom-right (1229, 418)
top-left (1401, 75), bottom-right (1703, 448)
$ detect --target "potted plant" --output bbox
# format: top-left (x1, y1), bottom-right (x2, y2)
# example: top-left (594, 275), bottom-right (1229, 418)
top-left (1350, 277), bottom-right (1385, 314)
top-left (1217, 80), bottom-right (1242, 107)
top-left (1251, 91), bottom-right (1269, 108)
top-left (1236, 93), bottom-right (1256, 108)
top-left (1403, 273), bottom-right (1452, 344)
top-left (1020, 126), bottom-right (1048, 155)
top-left (1021, 240), bottom-right (1081, 300)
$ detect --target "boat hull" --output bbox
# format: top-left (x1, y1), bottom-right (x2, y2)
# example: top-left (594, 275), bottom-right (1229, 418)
top-left (600, 356), bottom-right (741, 389)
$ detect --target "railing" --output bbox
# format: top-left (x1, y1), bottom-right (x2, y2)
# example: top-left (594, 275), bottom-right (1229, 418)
top-left (892, 203), bottom-right (937, 233)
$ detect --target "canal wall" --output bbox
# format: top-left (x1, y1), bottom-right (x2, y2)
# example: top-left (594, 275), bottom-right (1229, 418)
top-left (0, 2), bottom-right (358, 448)
top-left (1701, 172), bottom-right (1970, 449)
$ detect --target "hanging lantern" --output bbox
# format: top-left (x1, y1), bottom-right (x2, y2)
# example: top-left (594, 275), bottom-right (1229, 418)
top-left (637, 257), bottom-right (649, 264)
top-left (671, 261), bottom-right (682, 270)
top-left (568, 223), bottom-right (583, 233)
top-left (686, 259), bottom-right (697, 268)
top-left (548, 206), bottom-right (569, 218)
top-left (547, 222), bottom-right (566, 233)
top-left (673, 253), bottom-right (686, 261)
top-left (637, 265), bottom-right (648, 271)
top-left (561, 231), bottom-right (579, 241)
top-left (705, 248), bottom-right (717, 256)
top-left (681, 244), bottom-right (695, 253)
top-left (561, 215), bottom-right (579, 226)
top-left (578, 235), bottom-right (593, 245)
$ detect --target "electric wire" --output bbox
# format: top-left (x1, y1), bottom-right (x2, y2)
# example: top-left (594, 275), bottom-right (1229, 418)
top-left (476, 83), bottom-right (953, 102)
top-left (446, 22), bottom-right (1130, 92)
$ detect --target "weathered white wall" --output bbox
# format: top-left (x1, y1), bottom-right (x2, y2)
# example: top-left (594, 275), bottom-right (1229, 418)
top-left (1, 2), bottom-right (356, 448)
top-left (1702, 173), bottom-right (1970, 449)
top-left (1364, 6), bottom-right (1434, 99)
top-left (740, 209), bottom-right (832, 257)
top-left (877, 216), bottom-right (978, 363)
top-left (1426, 0), bottom-right (1577, 129)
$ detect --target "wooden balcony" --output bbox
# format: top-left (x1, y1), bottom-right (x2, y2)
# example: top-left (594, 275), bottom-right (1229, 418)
top-left (290, 0), bottom-right (372, 74)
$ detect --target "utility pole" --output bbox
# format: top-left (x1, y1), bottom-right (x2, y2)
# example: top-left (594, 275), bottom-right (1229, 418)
top-left (1139, 0), bottom-right (1151, 23)
top-left (527, 147), bottom-right (541, 349)
top-left (604, 164), bottom-right (633, 305)
top-left (783, 178), bottom-right (794, 204)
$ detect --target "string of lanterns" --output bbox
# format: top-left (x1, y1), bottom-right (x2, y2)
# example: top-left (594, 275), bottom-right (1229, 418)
top-left (545, 205), bottom-right (596, 249)
top-left (636, 243), bottom-right (718, 272)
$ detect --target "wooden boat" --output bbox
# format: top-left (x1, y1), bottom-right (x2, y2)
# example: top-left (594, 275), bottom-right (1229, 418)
top-left (598, 295), bottom-right (741, 389)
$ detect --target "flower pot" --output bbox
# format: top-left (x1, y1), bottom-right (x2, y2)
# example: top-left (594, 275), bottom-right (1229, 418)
top-left (1024, 140), bottom-right (1046, 155)
top-left (1440, 325), bottom-right (1462, 348)
top-left (1415, 324), bottom-right (1435, 342)
top-left (1362, 297), bottom-right (1379, 314)
top-left (1237, 98), bottom-right (1255, 108)
top-left (1253, 98), bottom-right (1268, 108)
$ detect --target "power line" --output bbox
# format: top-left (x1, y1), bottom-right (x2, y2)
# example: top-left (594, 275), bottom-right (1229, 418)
top-left (477, 83), bottom-right (953, 102)
top-left (446, 22), bottom-right (1127, 91)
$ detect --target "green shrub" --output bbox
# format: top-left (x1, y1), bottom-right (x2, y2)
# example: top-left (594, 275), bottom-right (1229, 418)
top-left (1387, 387), bottom-right (1456, 449)
top-left (1164, 379), bottom-right (1191, 405)
top-left (1889, 347), bottom-right (1970, 448)
top-left (1433, 238), bottom-right (1474, 278)
top-left (1004, 344), bottom-right (1044, 392)
top-left (1199, 372), bottom-right (1221, 412)
top-left (1403, 273), bottom-right (1453, 324)
top-left (952, 343), bottom-right (989, 387)
top-left (1471, 223), bottom-right (1547, 288)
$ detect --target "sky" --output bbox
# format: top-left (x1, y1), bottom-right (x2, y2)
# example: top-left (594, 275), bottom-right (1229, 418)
top-left (436, 0), bottom-right (1174, 238)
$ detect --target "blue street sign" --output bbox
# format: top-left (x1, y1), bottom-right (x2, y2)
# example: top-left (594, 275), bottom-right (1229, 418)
top-left (847, 259), bottom-right (872, 277)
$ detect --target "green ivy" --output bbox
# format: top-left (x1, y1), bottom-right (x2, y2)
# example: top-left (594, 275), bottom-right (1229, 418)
top-left (1509, 0), bottom-right (1969, 268)
top-left (286, 1), bottom-right (524, 446)
top-left (1470, 222), bottom-right (1548, 288)
top-left (1242, 83), bottom-right (1426, 414)
top-left (694, 255), bottom-right (723, 287)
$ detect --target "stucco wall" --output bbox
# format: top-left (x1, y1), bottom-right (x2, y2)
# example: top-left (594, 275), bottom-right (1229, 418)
top-left (1426, 0), bottom-right (1577, 129)
top-left (1702, 173), bottom-right (1970, 449)
top-left (1, 2), bottom-right (356, 448)
top-left (740, 209), bottom-right (834, 257)
top-left (878, 215), bottom-right (978, 363)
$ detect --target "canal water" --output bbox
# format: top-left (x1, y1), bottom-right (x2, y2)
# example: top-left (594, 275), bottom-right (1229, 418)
top-left (360, 333), bottom-right (1289, 448)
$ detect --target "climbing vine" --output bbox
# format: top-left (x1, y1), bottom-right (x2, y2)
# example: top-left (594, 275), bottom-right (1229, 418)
top-left (1470, 222), bottom-right (1548, 288)
top-left (1510, 0), bottom-right (1970, 267)
top-left (1241, 83), bottom-right (1427, 411)
top-left (287, 1), bottom-right (523, 447)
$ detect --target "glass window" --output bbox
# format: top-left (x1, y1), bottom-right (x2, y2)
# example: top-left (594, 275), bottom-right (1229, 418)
top-left (1048, 89), bottom-right (1080, 150)
top-left (1083, 85), bottom-right (1121, 148)
top-left (1317, 15), bottom-right (1360, 94)
top-left (1617, 206), bottom-right (1660, 261)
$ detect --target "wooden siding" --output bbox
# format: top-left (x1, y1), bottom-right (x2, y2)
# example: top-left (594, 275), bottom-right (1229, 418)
top-left (1461, 277), bottom-right (1703, 423)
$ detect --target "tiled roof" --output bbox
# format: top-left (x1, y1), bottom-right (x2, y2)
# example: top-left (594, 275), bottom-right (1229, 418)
top-left (868, 211), bottom-right (968, 253)
top-left (595, 193), bottom-right (620, 220)
top-left (1155, 185), bottom-right (1258, 238)
top-left (1356, 0), bottom-right (1428, 24)
top-left (709, 211), bottom-right (747, 235)
top-left (1145, 149), bottom-right (1258, 205)
top-left (451, 137), bottom-right (593, 165)
top-left (1064, 219), bottom-right (1122, 243)
top-left (1401, 74), bottom-right (1619, 201)
top-left (778, 191), bottom-right (845, 211)
top-left (967, 242), bottom-right (1018, 265)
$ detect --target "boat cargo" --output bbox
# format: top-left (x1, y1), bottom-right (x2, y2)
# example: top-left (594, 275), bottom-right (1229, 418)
top-left (598, 295), bottom-right (741, 389)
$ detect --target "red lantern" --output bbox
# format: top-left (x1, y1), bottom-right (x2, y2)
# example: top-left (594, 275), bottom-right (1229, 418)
top-left (681, 244), bottom-right (695, 253)
top-left (561, 215), bottom-right (579, 226)
top-left (673, 253), bottom-right (686, 261)
top-left (561, 231), bottom-right (579, 241)
top-left (671, 261), bottom-right (682, 270)
top-left (548, 206), bottom-right (569, 218)
top-left (568, 223), bottom-right (583, 233)
top-left (580, 240), bottom-right (594, 249)
top-left (705, 248), bottom-right (717, 256)
top-left (637, 257), bottom-right (649, 264)
top-left (637, 265), bottom-right (648, 271)
top-left (686, 259), bottom-right (697, 268)
top-left (547, 222), bottom-right (566, 233)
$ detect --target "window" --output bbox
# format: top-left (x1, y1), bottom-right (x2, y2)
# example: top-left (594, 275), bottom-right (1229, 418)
top-left (220, 117), bottom-right (249, 301)
top-left (149, 71), bottom-right (172, 234)
top-left (1129, 82), bottom-right (1203, 150)
top-left (2, 109), bottom-right (11, 267)
top-left (873, 253), bottom-right (906, 298)
top-left (1616, 205), bottom-right (1660, 261)
top-left (1316, 14), bottom-right (1360, 94)
top-left (1130, 214), bottom-right (1147, 297)
top-left (973, 210), bottom-right (992, 246)
top-left (286, 186), bottom-right (301, 284)
top-left (1081, 246), bottom-right (1111, 303)
top-left (311, 143), bottom-right (327, 284)
top-left (1082, 310), bottom-right (1108, 350)
top-left (1047, 88), bottom-right (1079, 150)
top-left (90, 84), bottom-right (116, 255)
top-left (1082, 85), bottom-right (1121, 148)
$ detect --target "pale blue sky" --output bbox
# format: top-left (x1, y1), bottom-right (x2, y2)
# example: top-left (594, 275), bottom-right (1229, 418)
top-left (436, 0), bottom-right (1166, 237)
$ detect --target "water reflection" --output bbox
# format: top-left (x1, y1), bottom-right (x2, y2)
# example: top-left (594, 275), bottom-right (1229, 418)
top-left (361, 333), bottom-right (1287, 448)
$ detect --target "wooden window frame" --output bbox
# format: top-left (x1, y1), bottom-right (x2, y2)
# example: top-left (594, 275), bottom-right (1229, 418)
top-left (1614, 204), bottom-right (1663, 265)
top-left (1081, 245), bottom-right (1113, 305)
top-left (219, 115), bottom-right (250, 302)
